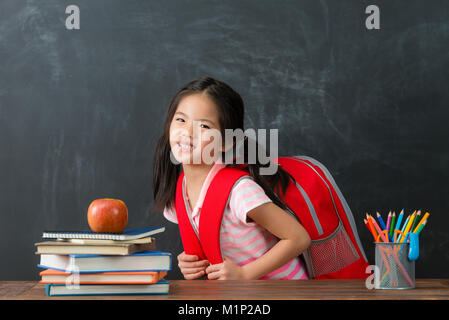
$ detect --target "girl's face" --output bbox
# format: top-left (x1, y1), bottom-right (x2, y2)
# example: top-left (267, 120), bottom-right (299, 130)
top-left (169, 92), bottom-right (223, 165)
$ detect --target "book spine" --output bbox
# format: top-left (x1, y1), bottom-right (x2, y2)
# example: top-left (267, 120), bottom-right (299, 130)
top-left (45, 284), bottom-right (51, 296)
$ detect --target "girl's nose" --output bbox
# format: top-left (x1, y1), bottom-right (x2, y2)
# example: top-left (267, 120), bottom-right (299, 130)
top-left (185, 123), bottom-right (194, 139)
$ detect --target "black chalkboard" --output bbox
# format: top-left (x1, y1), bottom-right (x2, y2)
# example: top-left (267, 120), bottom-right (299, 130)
top-left (1, 0), bottom-right (448, 281)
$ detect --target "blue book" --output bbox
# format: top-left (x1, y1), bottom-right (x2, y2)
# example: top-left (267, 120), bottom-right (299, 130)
top-left (45, 279), bottom-right (170, 296)
top-left (38, 250), bottom-right (172, 273)
top-left (42, 226), bottom-right (165, 241)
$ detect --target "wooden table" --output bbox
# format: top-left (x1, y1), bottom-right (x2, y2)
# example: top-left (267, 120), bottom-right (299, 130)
top-left (1, 279), bottom-right (449, 300)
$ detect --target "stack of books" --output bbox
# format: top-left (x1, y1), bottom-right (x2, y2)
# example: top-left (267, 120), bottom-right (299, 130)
top-left (35, 227), bottom-right (172, 296)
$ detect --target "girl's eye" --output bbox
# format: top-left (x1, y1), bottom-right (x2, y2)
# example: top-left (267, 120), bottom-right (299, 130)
top-left (175, 118), bottom-right (185, 122)
top-left (200, 124), bottom-right (210, 129)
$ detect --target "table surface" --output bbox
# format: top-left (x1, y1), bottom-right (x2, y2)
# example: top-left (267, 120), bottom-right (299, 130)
top-left (1, 279), bottom-right (449, 300)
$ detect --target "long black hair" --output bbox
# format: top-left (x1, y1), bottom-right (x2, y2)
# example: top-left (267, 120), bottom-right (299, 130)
top-left (152, 76), bottom-right (293, 213)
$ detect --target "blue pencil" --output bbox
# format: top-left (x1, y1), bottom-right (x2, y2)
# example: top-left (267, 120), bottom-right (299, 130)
top-left (394, 209), bottom-right (404, 231)
top-left (376, 212), bottom-right (387, 231)
top-left (397, 214), bottom-right (410, 243)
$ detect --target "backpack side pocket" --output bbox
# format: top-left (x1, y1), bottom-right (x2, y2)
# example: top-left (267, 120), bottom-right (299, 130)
top-left (302, 221), bottom-right (360, 278)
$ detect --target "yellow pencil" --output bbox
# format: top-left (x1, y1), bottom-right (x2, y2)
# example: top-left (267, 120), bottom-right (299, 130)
top-left (413, 212), bottom-right (430, 233)
top-left (400, 212), bottom-right (416, 243)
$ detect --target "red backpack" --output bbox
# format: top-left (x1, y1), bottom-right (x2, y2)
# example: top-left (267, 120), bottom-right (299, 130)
top-left (175, 155), bottom-right (369, 279)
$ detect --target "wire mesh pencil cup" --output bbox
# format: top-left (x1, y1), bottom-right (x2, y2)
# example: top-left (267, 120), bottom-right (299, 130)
top-left (374, 242), bottom-right (415, 289)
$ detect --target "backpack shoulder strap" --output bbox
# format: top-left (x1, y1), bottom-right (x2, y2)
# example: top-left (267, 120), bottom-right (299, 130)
top-left (199, 167), bottom-right (250, 264)
top-left (175, 171), bottom-right (206, 260)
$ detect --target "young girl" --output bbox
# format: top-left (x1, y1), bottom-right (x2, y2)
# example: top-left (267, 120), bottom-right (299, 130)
top-left (152, 76), bottom-right (311, 280)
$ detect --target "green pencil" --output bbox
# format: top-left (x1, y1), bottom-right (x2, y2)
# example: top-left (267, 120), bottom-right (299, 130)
top-left (410, 210), bottom-right (421, 234)
top-left (416, 219), bottom-right (427, 235)
top-left (389, 211), bottom-right (396, 239)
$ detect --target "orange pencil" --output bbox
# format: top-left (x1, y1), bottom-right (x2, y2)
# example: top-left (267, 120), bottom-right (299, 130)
top-left (364, 218), bottom-right (378, 241)
top-left (366, 213), bottom-right (379, 242)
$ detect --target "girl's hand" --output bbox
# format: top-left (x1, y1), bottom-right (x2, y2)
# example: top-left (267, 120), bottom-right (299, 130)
top-left (177, 251), bottom-right (210, 280)
top-left (205, 256), bottom-right (246, 280)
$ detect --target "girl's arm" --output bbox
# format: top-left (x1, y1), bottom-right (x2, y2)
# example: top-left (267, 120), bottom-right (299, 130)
top-left (206, 202), bottom-right (311, 280)
top-left (240, 202), bottom-right (311, 279)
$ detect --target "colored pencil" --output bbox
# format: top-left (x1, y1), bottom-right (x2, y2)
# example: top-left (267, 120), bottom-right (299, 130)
top-left (366, 212), bottom-right (411, 286)
top-left (364, 218), bottom-right (378, 241)
top-left (370, 214), bottom-right (388, 243)
top-left (366, 213), bottom-right (378, 242)
top-left (402, 214), bottom-right (410, 231)
top-left (401, 212), bottom-right (416, 242)
top-left (394, 209), bottom-right (404, 232)
top-left (389, 212), bottom-right (396, 240)
top-left (376, 212), bottom-right (387, 232)
top-left (386, 212), bottom-right (392, 241)
top-left (413, 212), bottom-right (429, 233)
top-left (403, 210), bottom-right (415, 230)
top-left (415, 219), bottom-right (427, 235)
top-left (410, 210), bottom-right (421, 232)
top-left (397, 214), bottom-right (410, 243)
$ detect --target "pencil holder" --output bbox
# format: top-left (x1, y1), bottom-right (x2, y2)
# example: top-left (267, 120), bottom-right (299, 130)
top-left (374, 242), bottom-right (415, 289)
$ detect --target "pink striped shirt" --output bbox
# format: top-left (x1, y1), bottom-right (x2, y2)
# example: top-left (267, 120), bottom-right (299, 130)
top-left (163, 161), bottom-right (308, 280)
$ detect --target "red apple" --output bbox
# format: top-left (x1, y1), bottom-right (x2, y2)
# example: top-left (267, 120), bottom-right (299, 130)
top-left (87, 198), bottom-right (128, 233)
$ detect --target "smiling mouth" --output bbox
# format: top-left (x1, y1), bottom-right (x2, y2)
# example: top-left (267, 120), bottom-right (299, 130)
top-left (177, 142), bottom-right (195, 152)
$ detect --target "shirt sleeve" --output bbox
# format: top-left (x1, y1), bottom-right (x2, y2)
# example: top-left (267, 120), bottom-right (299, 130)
top-left (163, 205), bottom-right (178, 224)
top-left (229, 177), bottom-right (273, 226)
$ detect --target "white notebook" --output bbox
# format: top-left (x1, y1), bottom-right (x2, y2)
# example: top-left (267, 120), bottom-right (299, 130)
top-left (42, 226), bottom-right (165, 241)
